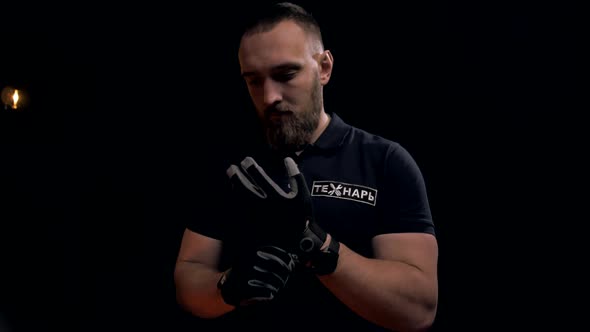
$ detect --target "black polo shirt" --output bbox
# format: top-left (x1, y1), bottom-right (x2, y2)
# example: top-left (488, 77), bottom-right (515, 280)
top-left (186, 112), bottom-right (435, 331)
top-left (276, 112), bottom-right (434, 257)
top-left (189, 112), bottom-right (434, 255)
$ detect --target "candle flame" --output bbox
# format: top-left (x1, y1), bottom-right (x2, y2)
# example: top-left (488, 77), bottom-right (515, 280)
top-left (12, 89), bottom-right (19, 109)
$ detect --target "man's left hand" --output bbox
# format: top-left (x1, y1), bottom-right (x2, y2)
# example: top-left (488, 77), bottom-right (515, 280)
top-left (226, 156), bottom-right (340, 275)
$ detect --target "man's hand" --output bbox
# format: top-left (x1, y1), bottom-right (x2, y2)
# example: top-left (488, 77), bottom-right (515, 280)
top-left (217, 245), bottom-right (296, 306)
top-left (226, 156), bottom-right (340, 275)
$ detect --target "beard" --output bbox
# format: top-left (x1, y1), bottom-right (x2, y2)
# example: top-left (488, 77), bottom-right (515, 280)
top-left (262, 78), bottom-right (322, 153)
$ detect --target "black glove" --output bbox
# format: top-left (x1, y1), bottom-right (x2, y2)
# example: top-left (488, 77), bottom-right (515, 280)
top-left (226, 156), bottom-right (340, 275)
top-left (217, 245), bottom-right (297, 306)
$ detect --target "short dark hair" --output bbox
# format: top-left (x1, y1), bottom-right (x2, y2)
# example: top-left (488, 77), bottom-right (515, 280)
top-left (240, 2), bottom-right (324, 49)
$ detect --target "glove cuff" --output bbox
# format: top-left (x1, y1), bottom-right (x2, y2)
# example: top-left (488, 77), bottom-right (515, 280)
top-left (297, 222), bottom-right (340, 275)
top-left (217, 269), bottom-right (238, 306)
top-left (299, 221), bottom-right (327, 253)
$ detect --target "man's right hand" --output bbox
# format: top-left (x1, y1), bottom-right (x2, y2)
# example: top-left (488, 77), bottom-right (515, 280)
top-left (217, 245), bottom-right (297, 307)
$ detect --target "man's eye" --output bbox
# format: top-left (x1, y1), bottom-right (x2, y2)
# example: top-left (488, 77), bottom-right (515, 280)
top-left (247, 78), bottom-right (263, 86)
top-left (274, 72), bottom-right (296, 82)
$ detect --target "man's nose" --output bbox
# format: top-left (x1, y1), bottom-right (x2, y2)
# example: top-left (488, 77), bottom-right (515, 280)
top-left (263, 80), bottom-right (282, 106)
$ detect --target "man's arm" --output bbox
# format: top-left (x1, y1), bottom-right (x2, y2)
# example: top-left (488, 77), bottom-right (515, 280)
top-left (317, 232), bottom-right (438, 332)
top-left (174, 228), bottom-right (235, 318)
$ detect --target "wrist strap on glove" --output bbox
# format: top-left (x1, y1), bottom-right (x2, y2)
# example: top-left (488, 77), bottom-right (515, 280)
top-left (298, 222), bottom-right (340, 275)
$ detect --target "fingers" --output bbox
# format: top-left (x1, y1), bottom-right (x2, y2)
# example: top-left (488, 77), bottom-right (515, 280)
top-left (240, 157), bottom-right (296, 199)
top-left (284, 157), bottom-right (311, 198)
top-left (247, 278), bottom-right (280, 293)
top-left (256, 246), bottom-right (297, 272)
top-left (226, 163), bottom-right (266, 199)
top-left (283, 157), bottom-right (300, 177)
top-left (220, 245), bottom-right (297, 306)
top-left (247, 246), bottom-right (296, 293)
top-left (283, 157), bottom-right (303, 196)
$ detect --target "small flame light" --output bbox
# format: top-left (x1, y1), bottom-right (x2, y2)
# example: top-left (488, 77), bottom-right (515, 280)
top-left (1, 86), bottom-right (26, 110)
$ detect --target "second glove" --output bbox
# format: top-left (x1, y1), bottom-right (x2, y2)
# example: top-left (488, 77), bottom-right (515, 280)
top-left (226, 156), bottom-right (340, 275)
top-left (217, 245), bottom-right (297, 306)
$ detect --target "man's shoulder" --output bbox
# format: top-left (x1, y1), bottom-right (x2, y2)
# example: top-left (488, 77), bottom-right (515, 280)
top-left (346, 122), bottom-right (402, 156)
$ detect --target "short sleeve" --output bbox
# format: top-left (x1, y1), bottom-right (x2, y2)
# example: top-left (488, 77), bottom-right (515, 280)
top-left (184, 160), bottom-right (236, 241)
top-left (377, 143), bottom-right (435, 235)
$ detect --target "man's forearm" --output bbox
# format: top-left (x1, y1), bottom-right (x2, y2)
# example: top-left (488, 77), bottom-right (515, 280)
top-left (174, 261), bottom-right (235, 318)
top-left (318, 244), bottom-right (438, 332)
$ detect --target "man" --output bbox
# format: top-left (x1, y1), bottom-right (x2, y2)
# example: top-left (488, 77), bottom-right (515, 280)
top-left (174, 2), bottom-right (438, 331)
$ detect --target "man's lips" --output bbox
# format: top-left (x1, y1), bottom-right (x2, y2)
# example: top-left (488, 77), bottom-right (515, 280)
top-left (268, 111), bottom-right (292, 120)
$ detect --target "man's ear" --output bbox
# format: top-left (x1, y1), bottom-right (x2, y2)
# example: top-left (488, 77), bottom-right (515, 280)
top-left (318, 50), bottom-right (334, 85)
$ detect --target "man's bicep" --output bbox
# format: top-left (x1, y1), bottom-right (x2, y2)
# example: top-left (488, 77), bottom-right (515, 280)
top-left (372, 232), bottom-right (438, 276)
top-left (176, 228), bottom-right (223, 268)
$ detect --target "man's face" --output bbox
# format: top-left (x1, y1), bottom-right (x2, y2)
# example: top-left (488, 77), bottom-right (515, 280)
top-left (238, 20), bottom-right (323, 152)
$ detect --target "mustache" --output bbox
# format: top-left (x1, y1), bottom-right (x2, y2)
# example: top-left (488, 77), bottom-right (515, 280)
top-left (265, 106), bottom-right (293, 118)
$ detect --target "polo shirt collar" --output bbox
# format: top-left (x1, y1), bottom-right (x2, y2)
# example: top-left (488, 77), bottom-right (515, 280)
top-left (310, 112), bottom-right (350, 151)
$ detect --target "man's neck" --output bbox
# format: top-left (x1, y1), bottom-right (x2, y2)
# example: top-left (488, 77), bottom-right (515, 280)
top-left (311, 110), bottom-right (331, 144)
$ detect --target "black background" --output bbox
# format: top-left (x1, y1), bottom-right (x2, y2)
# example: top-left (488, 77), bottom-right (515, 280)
top-left (0, 1), bottom-right (582, 331)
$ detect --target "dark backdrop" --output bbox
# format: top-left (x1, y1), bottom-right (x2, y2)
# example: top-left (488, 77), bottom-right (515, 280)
top-left (0, 1), bottom-right (581, 331)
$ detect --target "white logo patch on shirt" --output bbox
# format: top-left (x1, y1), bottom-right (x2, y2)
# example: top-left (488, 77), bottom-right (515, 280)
top-left (311, 181), bottom-right (378, 206)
